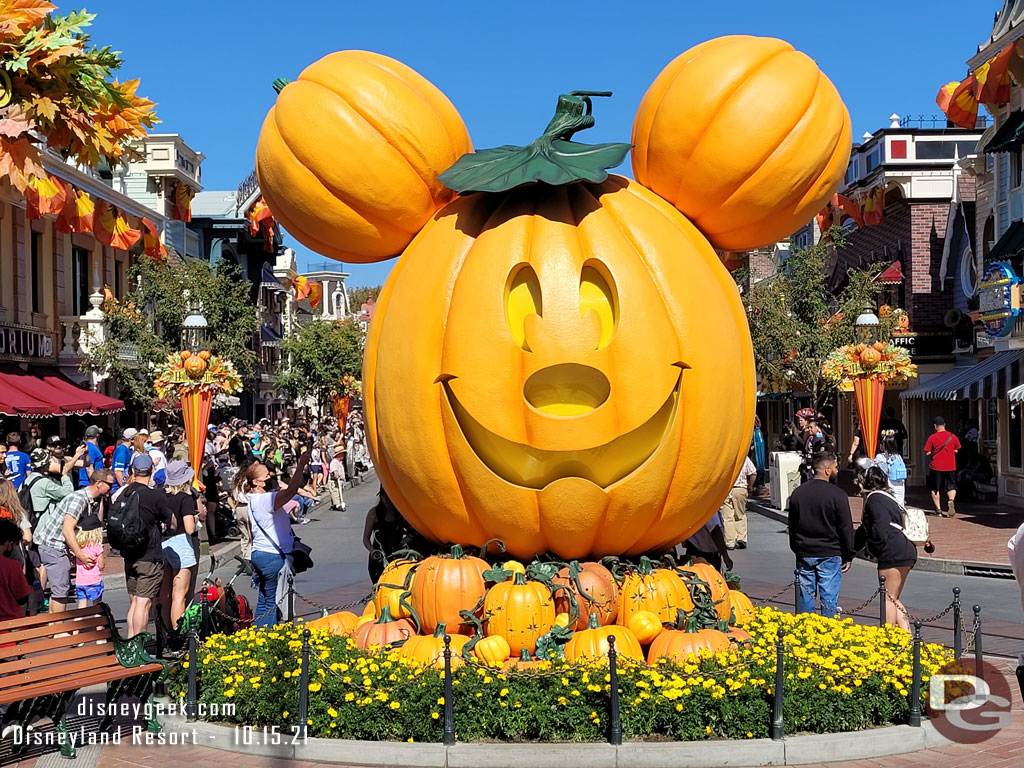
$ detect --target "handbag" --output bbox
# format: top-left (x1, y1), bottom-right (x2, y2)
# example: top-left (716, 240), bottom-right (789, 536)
top-left (250, 496), bottom-right (315, 574)
top-left (869, 491), bottom-right (929, 544)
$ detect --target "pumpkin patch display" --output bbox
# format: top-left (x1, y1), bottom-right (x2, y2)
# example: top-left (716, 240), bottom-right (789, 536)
top-left (617, 556), bottom-right (693, 626)
top-left (409, 545), bottom-right (488, 636)
top-left (483, 571), bottom-right (556, 657)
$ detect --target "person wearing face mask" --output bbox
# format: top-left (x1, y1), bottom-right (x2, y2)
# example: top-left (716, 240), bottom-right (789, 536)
top-left (147, 431), bottom-right (168, 488)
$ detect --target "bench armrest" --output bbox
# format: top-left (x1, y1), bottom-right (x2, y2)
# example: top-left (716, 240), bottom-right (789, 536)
top-left (99, 603), bottom-right (169, 679)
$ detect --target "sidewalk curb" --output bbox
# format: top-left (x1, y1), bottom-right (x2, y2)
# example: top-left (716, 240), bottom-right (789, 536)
top-left (747, 499), bottom-right (1014, 579)
top-left (158, 708), bottom-right (950, 766)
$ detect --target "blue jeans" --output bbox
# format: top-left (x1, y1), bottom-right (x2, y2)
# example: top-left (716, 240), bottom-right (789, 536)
top-left (251, 549), bottom-right (285, 628)
top-left (296, 495), bottom-right (313, 518)
top-left (795, 556), bottom-right (843, 616)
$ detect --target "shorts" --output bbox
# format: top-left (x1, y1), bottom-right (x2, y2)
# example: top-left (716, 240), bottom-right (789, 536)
top-left (125, 559), bottom-right (163, 599)
top-left (76, 583), bottom-right (104, 602)
top-left (38, 543), bottom-right (73, 599)
top-left (310, 465), bottom-right (322, 473)
top-left (927, 469), bottom-right (956, 494)
top-left (163, 534), bottom-right (198, 570)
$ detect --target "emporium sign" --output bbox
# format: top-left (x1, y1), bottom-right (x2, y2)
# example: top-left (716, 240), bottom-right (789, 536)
top-left (977, 261), bottom-right (1022, 338)
top-left (0, 323), bottom-right (57, 362)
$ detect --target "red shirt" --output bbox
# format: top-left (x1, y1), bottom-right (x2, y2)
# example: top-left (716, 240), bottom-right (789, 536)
top-left (924, 431), bottom-right (961, 472)
top-left (0, 554), bottom-right (30, 622)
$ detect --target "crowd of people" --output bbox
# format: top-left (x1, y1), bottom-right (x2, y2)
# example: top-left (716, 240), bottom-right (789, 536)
top-left (0, 411), bottom-right (373, 648)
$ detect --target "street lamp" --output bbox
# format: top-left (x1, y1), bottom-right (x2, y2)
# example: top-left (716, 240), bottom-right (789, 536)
top-left (855, 302), bottom-right (879, 343)
top-left (182, 306), bottom-right (208, 352)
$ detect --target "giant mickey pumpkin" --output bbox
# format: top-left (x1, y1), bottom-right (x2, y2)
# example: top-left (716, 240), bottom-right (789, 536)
top-left (257, 41), bottom-right (849, 559)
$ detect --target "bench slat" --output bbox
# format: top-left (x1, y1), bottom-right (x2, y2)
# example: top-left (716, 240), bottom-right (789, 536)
top-left (0, 606), bottom-right (104, 632)
top-left (0, 627), bottom-right (112, 662)
top-left (0, 615), bottom-right (108, 644)
top-left (0, 662), bottom-right (164, 706)
top-left (0, 653), bottom-right (123, 691)
top-left (0, 634), bottom-right (115, 677)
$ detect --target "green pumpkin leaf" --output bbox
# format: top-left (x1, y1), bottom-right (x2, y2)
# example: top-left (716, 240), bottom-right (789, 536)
top-left (438, 91), bottom-right (631, 195)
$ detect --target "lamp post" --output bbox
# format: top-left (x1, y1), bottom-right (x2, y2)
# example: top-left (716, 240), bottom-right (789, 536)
top-left (855, 302), bottom-right (879, 343)
top-left (182, 306), bottom-right (208, 353)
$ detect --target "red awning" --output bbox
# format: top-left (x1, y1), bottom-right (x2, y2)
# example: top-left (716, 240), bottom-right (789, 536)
top-left (0, 366), bottom-right (124, 417)
top-left (32, 367), bottom-right (125, 415)
top-left (877, 260), bottom-right (903, 284)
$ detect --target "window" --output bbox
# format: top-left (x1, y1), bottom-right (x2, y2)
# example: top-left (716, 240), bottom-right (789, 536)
top-left (71, 247), bottom-right (89, 316)
top-left (889, 140), bottom-right (907, 159)
top-left (114, 260), bottom-right (123, 299)
top-left (916, 141), bottom-right (980, 160)
top-left (30, 230), bottom-right (41, 314)
top-left (960, 246), bottom-right (979, 298)
top-left (1010, 401), bottom-right (1023, 470)
top-left (865, 145), bottom-right (883, 173)
top-left (999, 153), bottom-right (1011, 235)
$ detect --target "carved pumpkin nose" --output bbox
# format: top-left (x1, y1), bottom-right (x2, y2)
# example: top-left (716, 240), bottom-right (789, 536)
top-left (523, 363), bottom-right (610, 416)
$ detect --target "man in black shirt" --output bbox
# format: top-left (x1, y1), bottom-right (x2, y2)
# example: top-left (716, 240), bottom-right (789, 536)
top-left (787, 453), bottom-right (855, 616)
top-left (122, 454), bottom-right (172, 637)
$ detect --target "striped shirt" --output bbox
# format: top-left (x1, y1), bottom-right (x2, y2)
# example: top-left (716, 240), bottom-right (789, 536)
top-left (34, 488), bottom-right (98, 552)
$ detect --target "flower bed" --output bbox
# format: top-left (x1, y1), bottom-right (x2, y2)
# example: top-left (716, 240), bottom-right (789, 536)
top-left (170, 608), bottom-right (951, 743)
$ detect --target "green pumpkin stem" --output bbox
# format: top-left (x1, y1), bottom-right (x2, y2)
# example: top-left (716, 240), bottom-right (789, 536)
top-left (450, 543), bottom-right (465, 559)
top-left (519, 648), bottom-right (532, 661)
top-left (377, 605), bottom-right (395, 624)
top-left (434, 623), bottom-right (447, 638)
top-left (272, 77), bottom-right (290, 94)
top-left (512, 571), bottom-right (527, 586)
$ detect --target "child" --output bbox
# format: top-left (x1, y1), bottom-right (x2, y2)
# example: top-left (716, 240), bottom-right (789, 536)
top-left (74, 515), bottom-right (105, 607)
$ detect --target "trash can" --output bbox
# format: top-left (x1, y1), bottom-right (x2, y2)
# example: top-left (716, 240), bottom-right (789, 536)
top-left (769, 451), bottom-right (802, 511)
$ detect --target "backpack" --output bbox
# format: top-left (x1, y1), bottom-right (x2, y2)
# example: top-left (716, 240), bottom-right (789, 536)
top-left (106, 485), bottom-right (149, 553)
top-left (18, 475), bottom-right (43, 527)
top-left (886, 454), bottom-right (907, 482)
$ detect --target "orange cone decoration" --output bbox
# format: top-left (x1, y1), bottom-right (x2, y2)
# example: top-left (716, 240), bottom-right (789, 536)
top-left (141, 217), bottom-right (166, 260)
top-left (974, 44), bottom-right (1014, 105)
top-left (181, 388), bottom-right (213, 489)
top-left (172, 180), bottom-right (194, 222)
top-left (936, 77), bottom-right (979, 130)
top-left (56, 183), bottom-right (94, 233)
top-left (852, 377), bottom-right (885, 459)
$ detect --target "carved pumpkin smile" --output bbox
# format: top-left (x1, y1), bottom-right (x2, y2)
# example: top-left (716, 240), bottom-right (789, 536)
top-left (439, 365), bottom-right (685, 490)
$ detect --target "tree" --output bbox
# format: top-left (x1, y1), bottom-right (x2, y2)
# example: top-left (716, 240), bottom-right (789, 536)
top-left (276, 319), bottom-right (364, 413)
top-left (743, 232), bottom-right (897, 408)
top-left (347, 285), bottom-right (381, 312)
top-left (81, 256), bottom-right (258, 407)
top-left (0, 2), bottom-right (157, 191)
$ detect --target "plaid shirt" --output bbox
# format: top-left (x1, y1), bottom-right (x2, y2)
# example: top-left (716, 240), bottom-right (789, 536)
top-left (33, 487), bottom-right (97, 552)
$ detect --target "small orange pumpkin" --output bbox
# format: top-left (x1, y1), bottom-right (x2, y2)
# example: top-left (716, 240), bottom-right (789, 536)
top-left (352, 605), bottom-right (416, 649)
top-left (483, 571), bottom-right (555, 657)
top-left (179, 350), bottom-right (192, 360)
top-left (409, 544), bottom-right (488, 636)
top-left (564, 614), bottom-right (644, 663)
top-left (679, 561), bottom-right (732, 623)
top-left (306, 610), bottom-right (358, 636)
top-left (728, 589), bottom-right (756, 626)
top-left (632, 35), bottom-right (851, 251)
top-left (470, 634), bottom-right (511, 666)
top-left (400, 623), bottom-right (469, 668)
top-left (646, 611), bottom-right (731, 664)
top-left (184, 355), bottom-right (208, 377)
top-left (626, 610), bottom-right (663, 645)
top-left (872, 341), bottom-right (885, 352)
top-left (373, 557), bottom-right (418, 619)
top-left (198, 350), bottom-right (212, 360)
top-left (617, 556), bottom-right (694, 627)
top-left (860, 347), bottom-right (882, 368)
top-left (553, 560), bottom-right (618, 629)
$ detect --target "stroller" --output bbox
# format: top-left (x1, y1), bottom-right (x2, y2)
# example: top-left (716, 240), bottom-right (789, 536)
top-left (158, 554), bottom-right (253, 655)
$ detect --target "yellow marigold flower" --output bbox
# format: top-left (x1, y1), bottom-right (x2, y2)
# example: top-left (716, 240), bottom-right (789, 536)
top-left (224, 689), bottom-right (235, 698)
top-left (499, 688), bottom-right (509, 697)
top-left (390, 701), bottom-right (401, 710)
top-left (345, 693), bottom-right (355, 702)
top-left (309, 682), bottom-right (322, 693)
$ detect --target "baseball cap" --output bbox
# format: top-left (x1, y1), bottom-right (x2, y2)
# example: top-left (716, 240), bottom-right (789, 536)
top-left (137, 428), bottom-right (149, 436)
top-left (30, 447), bottom-right (50, 469)
top-left (46, 435), bottom-right (62, 447)
top-left (208, 423), bottom-right (218, 433)
top-left (131, 454), bottom-right (154, 473)
top-left (122, 428), bottom-right (138, 440)
top-left (85, 425), bottom-right (101, 438)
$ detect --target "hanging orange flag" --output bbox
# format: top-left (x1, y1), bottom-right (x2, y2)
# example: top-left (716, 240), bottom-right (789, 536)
top-left (141, 217), bottom-right (166, 260)
top-left (25, 173), bottom-right (67, 219)
top-left (56, 182), bottom-right (94, 233)
top-left (862, 186), bottom-right (885, 227)
top-left (307, 283), bottom-right (323, 309)
top-left (833, 193), bottom-right (864, 229)
top-left (292, 274), bottom-right (312, 302)
top-left (172, 180), bottom-right (194, 222)
top-left (974, 44), bottom-right (1015, 105)
top-left (936, 77), bottom-right (979, 129)
top-left (247, 196), bottom-right (275, 252)
top-left (94, 199), bottom-right (142, 250)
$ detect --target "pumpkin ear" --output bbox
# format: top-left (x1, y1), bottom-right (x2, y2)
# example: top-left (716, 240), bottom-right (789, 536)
top-left (631, 35), bottom-right (851, 252)
top-left (255, 50), bottom-right (472, 264)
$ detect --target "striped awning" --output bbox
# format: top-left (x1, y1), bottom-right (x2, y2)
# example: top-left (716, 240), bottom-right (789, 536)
top-left (900, 349), bottom-right (1024, 400)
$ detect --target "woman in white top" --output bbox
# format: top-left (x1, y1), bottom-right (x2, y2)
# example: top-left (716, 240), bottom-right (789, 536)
top-left (873, 432), bottom-right (907, 506)
top-left (233, 450), bottom-right (310, 627)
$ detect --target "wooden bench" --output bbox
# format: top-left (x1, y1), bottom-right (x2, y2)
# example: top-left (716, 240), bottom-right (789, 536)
top-left (0, 604), bottom-right (167, 759)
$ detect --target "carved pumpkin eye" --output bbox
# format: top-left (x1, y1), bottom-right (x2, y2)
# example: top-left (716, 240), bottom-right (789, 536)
top-left (579, 263), bottom-right (617, 349)
top-left (505, 264), bottom-right (542, 351)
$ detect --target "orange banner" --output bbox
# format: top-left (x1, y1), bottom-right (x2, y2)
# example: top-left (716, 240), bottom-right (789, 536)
top-left (141, 217), bottom-right (166, 260)
top-left (181, 388), bottom-right (213, 489)
top-left (852, 377), bottom-right (885, 459)
top-left (56, 182), bottom-right (94, 234)
top-left (94, 200), bottom-right (142, 250)
top-left (25, 173), bottom-right (67, 219)
top-left (172, 180), bottom-right (194, 222)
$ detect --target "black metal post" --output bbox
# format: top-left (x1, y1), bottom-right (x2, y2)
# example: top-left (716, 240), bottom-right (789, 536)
top-left (297, 628), bottom-right (311, 739)
top-left (909, 621), bottom-right (922, 727)
top-left (200, 587), bottom-right (210, 639)
top-left (442, 635), bottom-right (455, 745)
top-left (973, 605), bottom-right (983, 681)
top-left (185, 624), bottom-right (198, 722)
top-left (607, 634), bottom-right (622, 745)
top-left (952, 587), bottom-right (962, 660)
top-left (878, 574), bottom-right (887, 627)
top-left (771, 627), bottom-right (785, 741)
top-left (287, 575), bottom-right (295, 623)
top-left (793, 569), bottom-right (801, 614)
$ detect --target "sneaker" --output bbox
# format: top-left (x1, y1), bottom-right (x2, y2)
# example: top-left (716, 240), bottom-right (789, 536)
top-left (946, 500), bottom-right (956, 518)
top-left (736, 541), bottom-right (747, 550)
top-left (298, 518), bottom-right (311, 525)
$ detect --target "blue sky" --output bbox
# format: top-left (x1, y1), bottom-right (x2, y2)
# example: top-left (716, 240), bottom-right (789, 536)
top-left (88, 0), bottom-right (996, 287)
